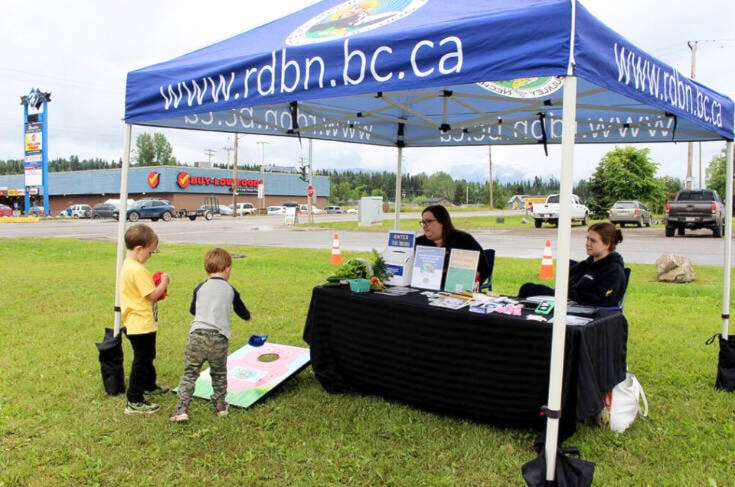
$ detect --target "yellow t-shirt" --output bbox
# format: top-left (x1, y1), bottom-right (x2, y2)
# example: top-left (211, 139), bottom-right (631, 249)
top-left (120, 257), bottom-right (157, 335)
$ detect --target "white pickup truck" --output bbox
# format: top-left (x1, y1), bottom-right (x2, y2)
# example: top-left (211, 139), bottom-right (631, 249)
top-left (530, 194), bottom-right (590, 228)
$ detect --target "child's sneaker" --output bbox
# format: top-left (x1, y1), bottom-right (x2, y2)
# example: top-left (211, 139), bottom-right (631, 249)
top-left (170, 405), bottom-right (189, 422)
top-left (125, 400), bottom-right (160, 415)
top-left (144, 385), bottom-right (170, 397)
top-left (214, 402), bottom-right (229, 417)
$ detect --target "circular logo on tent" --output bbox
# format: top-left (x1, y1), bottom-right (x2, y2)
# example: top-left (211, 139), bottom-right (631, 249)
top-left (286, 0), bottom-right (429, 46)
top-left (478, 77), bottom-right (564, 99)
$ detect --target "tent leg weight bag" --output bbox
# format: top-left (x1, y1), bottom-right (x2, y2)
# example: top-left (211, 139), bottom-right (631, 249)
top-left (95, 327), bottom-right (126, 396)
top-left (708, 334), bottom-right (735, 392)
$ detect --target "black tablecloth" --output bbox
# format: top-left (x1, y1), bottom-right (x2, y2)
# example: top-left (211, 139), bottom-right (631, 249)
top-left (303, 286), bottom-right (627, 432)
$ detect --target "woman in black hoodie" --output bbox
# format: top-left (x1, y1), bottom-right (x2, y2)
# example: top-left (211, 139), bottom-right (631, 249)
top-left (518, 222), bottom-right (626, 307)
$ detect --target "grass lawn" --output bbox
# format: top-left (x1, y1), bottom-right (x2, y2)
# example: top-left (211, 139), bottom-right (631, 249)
top-left (0, 238), bottom-right (733, 485)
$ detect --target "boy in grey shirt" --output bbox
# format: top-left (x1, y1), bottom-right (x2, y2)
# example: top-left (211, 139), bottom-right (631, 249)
top-left (171, 248), bottom-right (251, 422)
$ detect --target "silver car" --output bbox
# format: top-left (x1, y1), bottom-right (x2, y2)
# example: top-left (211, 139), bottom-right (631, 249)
top-left (608, 200), bottom-right (652, 227)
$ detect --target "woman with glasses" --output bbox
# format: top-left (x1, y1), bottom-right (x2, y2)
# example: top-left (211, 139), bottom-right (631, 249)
top-left (415, 204), bottom-right (490, 289)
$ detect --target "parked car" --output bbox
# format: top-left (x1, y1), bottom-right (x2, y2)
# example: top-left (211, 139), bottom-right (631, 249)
top-left (346, 208), bottom-right (358, 214)
top-left (114, 199), bottom-right (175, 222)
top-left (0, 204), bottom-right (12, 217)
top-left (203, 204), bottom-right (233, 216)
top-left (325, 205), bottom-right (343, 214)
top-left (61, 204), bottom-right (92, 218)
top-left (29, 206), bottom-right (46, 216)
top-left (299, 204), bottom-right (324, 214)
top-left (228, 202), bottom-right (257, 215)
top-left (608, 200), bottom-right (652, 227)
top-left (267, 205), bottom-right (287, 215)
top-left (530, 194), bottom-right (589, 228)
top-left (91, 203), bottom-right (117, 219)
top-left (665, 189), bottom-right (725, 237)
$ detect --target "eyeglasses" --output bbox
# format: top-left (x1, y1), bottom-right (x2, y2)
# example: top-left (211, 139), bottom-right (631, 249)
top-left (419, 219), bottom-right (437, 227)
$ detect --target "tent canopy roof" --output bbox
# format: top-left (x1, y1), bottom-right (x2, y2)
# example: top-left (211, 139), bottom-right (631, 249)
top-left (125, 0), bottom-right (734, 147)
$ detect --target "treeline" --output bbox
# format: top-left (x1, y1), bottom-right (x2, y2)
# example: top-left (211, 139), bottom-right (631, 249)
top-left (317, 168), bottom-right (571, 207)
top-left (0, 157), bottom-right (122, 174)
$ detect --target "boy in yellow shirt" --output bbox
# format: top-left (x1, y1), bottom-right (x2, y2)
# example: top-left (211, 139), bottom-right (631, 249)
top-left (119, 224), bottom-right (170, 415)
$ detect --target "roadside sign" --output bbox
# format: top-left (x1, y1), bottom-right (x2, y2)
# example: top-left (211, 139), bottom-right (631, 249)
top-left (307, 185), bottom-right (314, 198)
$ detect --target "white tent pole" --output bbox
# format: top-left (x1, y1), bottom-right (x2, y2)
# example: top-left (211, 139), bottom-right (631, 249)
top-left (544, 75), bottom-right (577, 482)
top-left (113, 123), bottom-right (132, 337)
top-left (394, 145), bottom-right (403, 230)
top-left (722, 141), bottom-right (733, 339)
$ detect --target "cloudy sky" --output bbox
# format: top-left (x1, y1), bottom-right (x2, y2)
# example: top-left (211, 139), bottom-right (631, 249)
top-left (1, 1), bottom-right (733, 184)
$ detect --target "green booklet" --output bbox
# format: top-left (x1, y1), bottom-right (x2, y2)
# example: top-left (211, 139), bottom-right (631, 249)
top-left (443, 248), bottom-right (480, 293)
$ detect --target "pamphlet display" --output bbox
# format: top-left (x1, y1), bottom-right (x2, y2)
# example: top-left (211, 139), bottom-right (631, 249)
top-left (382, 231), bottom-right (415, 286)
top-left (443, 248), bottom-right (480, 292)
top-left (410, 245), bottom-right (446, 290)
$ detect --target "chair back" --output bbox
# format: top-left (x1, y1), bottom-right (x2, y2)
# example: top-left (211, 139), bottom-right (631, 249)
top-left (619, 267), bottom-right (631, 309)
top-left (479, 248), bottom-right (495, 291)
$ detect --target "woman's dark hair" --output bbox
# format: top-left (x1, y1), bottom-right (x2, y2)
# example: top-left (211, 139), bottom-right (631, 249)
top-left (422, 204), bottom-right (456, 243)
top-left (588, 221), bottom-right (623, 251)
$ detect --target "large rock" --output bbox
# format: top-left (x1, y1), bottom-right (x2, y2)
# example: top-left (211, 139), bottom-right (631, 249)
top-left (655, 254), bottom-right (696, 283)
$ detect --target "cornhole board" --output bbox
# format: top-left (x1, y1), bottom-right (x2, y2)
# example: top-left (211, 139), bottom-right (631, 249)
top-left (189, 342), bottom-right (310, 409)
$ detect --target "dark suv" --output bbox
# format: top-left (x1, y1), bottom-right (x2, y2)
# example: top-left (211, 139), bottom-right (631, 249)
top-left (114, 199), bottom-right (175, 222)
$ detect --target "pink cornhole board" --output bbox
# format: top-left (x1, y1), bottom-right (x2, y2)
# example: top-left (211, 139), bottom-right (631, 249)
top-left (190, 342), bottom-right (310, 408)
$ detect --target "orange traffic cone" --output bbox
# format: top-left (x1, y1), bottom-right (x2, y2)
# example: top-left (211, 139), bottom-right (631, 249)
top-left (539, 239), bottom-right (554, 280)
top-left (330, 233), bottom-right (343, 265)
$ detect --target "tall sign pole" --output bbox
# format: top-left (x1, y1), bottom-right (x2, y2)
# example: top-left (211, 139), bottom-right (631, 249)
top-left (20, 88), bottom-right (51, 215)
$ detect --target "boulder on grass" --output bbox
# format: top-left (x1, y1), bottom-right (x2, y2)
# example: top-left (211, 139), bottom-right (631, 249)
top-left (655, 254), bottom-right (696, 283)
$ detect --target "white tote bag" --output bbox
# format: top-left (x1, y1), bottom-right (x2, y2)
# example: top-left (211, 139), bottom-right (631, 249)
top-left (608, 373), bottom-right (648, 433)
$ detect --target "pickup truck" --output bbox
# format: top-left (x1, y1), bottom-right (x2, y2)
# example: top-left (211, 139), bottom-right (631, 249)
top-left (530, 194), bottom-right (590, 228)
top-left (665, 189), bottom-right (725, 237)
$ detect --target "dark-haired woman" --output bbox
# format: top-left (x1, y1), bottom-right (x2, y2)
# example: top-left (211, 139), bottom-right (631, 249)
top-left (518, 222), bottom-right (626, 307)
top-left (415, 204), bottom-right (490, 288)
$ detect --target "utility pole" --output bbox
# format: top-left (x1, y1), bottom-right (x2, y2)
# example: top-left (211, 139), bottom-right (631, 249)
top-left (488, 145), bottom-right (494, 209)
top-left (308, 140), bottom-right (314, 223)
top-left (686, 40), bottom-right (698, 190)
top-left (256, 140), bottom-right (269, 211)
top-left (231, 134), bottom-right (239, 217)
top-left (222, 142), bottom-right (233, 166)
top-left (204, 148), bottom-right (216, 164)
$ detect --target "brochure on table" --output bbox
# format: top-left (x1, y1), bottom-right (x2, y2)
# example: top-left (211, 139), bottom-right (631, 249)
top-left (443, 248), bottom-right (480, 293)
top-left (382, 230), bottom-right (415, 286)
top-left (410, 245), bottom-right (446, 290)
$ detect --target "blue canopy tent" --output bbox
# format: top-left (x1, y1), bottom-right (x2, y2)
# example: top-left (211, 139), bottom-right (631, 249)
top-left (119, 0), bottom-right (734, 483)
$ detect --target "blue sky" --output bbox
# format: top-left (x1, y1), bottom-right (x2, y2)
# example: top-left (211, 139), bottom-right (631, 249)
top-left (1, 1), bottom-right (732, 184)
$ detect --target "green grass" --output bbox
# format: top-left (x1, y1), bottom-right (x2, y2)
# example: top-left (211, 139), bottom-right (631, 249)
top-left (1, 238), bottom-right (733, 485)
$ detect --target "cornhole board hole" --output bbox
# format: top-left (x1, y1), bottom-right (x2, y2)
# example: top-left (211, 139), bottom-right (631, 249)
top-left (189, 343), bottom-right (310, 409)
